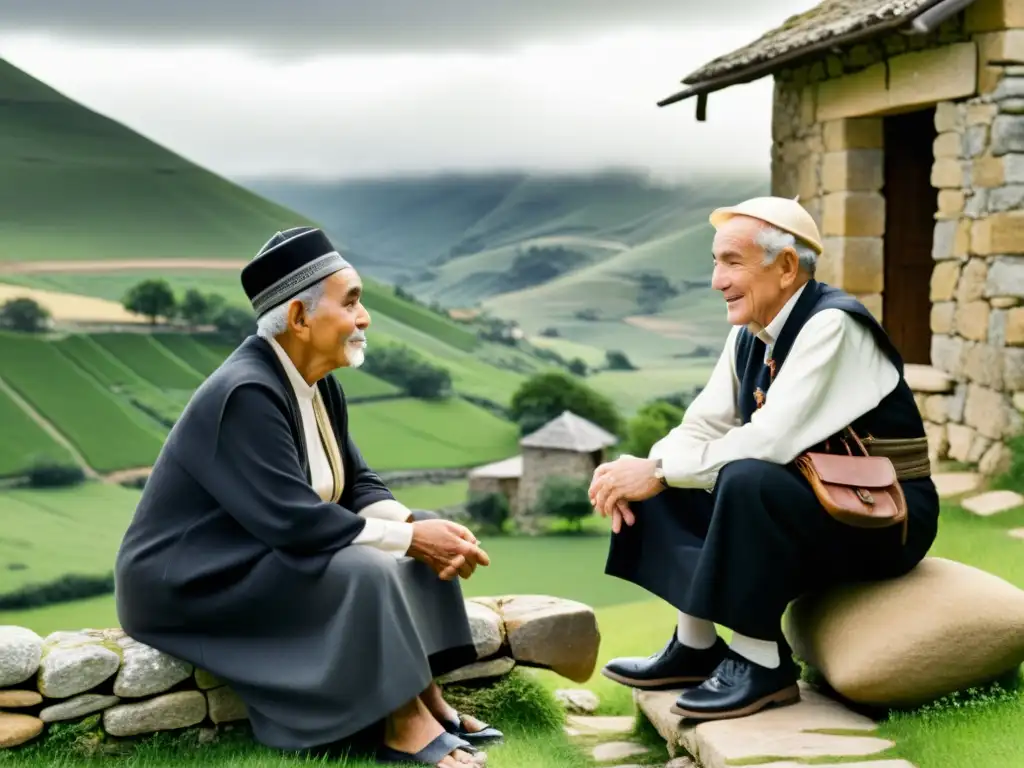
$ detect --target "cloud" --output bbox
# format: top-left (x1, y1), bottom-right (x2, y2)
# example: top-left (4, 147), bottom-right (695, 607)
top-left (0, 0), bottom-right (810, 54)
top-left (0, 26), bottom-right (779, 181)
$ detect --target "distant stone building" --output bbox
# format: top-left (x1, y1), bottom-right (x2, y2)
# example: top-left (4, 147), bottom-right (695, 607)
top-left (656, 0), bottom-right (1024, 474)
top-left (467, 410), bottom-right (618, 516)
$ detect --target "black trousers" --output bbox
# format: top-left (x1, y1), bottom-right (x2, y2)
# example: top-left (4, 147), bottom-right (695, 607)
top-left (604, 459), bottom-right (939, 640)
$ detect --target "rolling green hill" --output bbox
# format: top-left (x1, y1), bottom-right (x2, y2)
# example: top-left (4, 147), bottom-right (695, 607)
top-left (246, 170), bottom-right (769, 368)
top-left (0, 329), bottom-right (521, 478)
top-left (0, 57), bottom-right (317, 262)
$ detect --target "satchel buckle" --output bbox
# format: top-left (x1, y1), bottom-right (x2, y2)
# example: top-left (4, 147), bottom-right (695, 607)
top-left (856, 488), bottom-right (875, 505)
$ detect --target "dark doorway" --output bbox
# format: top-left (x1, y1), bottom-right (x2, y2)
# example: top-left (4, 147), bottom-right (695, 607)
top-left (882, 107), bottom-right (937, 365)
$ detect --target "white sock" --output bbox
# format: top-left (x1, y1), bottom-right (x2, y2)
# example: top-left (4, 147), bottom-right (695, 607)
top-left (729, 632), bottom-right (780, 669)
top-left (676, 612), bottom-right (717, 649)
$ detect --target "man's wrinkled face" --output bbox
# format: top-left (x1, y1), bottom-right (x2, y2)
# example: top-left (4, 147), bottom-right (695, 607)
top-left (305, 268), bottom-right (370, 369)
top-left (710, 216), bottom-right (794, 329)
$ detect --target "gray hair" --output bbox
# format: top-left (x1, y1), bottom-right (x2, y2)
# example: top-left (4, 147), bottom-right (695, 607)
top-left (755, 224), bottom-right (818, 276)
top-left (255, 277), bottom-right (328, 339)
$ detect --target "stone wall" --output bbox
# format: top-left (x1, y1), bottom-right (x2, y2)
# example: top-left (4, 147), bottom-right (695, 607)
top-left (769, 12), bottom-right (1024, 473)
top-left (517, 448), bottom-right (599, 516)
top-left (771, 18), bottom-right (970, 322)
top-left (0, 594), bottom-right (600, 752)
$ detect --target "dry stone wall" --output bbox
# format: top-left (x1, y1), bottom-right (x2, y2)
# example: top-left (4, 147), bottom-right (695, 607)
top-left (0, 594), bottom-right (600, 753)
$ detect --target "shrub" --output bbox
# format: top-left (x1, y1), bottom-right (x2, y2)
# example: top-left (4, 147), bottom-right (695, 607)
top-left (510, 371), bottom-right (623, 437)
top-left (605, 350), bottom-right (635, 370)
top-left (465, 491), bottom-right (510, 534)
top-left (361, 343), bottom-right (452, 400)
top-left (0, 573), bottom-right (114, 611)
top-left (535, 476), bottom-right (592, 531)
top-left (25, 459), bottom-right (86, 488)
top-left (621, 399), bottom-right (686, 458)
top-left (0, 297), bottom-right (50, 333)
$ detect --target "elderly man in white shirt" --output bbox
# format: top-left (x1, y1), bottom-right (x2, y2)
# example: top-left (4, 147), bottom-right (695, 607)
top-left (589, 197), bottom-right (939, 721)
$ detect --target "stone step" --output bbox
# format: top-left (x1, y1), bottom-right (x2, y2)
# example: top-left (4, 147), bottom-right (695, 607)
top-left (903, 364), bottom-right (953, 394)
top-left (962, 490), bottom-right (1024, 516)
top-left (635, 682), bottom-right (905, 768)
top-left (933, 472), bottom-right (982, 498)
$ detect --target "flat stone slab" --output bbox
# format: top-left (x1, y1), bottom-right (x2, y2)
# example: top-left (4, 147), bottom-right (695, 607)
top-left (1009, 528), bottom-right (1024, 540)
top-left (566, 715), bottom-right (635, 734)
top-left (636, 682), bottom-right (894, 767)
top-left (962, 490), bottom-right (1024, 516)
top-left (904, 364), bottom-right (953, 393)
top-left (744, 762), bottom-right (915, 768)
top-left (933, 472), bottom-right (982, 498)
top-left (592, 741), bottom-right (649, 762)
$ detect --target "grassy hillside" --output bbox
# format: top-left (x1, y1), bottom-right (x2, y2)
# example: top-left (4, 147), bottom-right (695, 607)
top-left (247, 170), bottom-right (769, 372)
top-left (0, 57), bottom-right (317, 262)
top-left (0, 328), bottom-right (521, 477)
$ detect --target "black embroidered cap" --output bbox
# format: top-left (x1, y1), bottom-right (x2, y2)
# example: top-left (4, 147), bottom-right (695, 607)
top-left (241, 227), bottom-right (351, 316)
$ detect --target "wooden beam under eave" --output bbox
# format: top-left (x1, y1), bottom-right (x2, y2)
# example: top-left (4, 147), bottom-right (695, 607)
top-left (697, 93), bottom-right (708, 122)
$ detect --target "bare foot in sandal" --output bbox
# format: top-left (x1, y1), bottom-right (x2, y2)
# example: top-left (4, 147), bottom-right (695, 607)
top-left (383, 697), bottom-right (478, 767)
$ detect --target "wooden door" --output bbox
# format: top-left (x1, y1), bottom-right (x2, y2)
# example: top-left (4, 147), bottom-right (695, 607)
top-left (882, 108), bottom-right (937, 365)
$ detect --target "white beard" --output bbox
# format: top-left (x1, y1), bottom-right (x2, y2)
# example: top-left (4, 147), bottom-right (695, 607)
top-left (346, 343), bottom-right (366, 369)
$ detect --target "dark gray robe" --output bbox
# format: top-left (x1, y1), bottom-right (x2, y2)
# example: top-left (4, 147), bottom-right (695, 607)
top-left (114, 335), bottom-right (477, 751)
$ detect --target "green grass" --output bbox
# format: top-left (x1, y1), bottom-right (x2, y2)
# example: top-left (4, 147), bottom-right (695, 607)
top-left (347, 398), bottom-right (520, 471)
top-left (0, 483), bottom-right (139, 593)
top-left (0, 332), bottom-right (166, 471)
top-left (88, 333), bottom-right (205, 389)
top-left (391, 480), bottom-right (469, 512)
top-left (0, 670), bottom-right (586, 768)
top-left (152, 334), bottom-right (231, 377)
top-left (52, 334), bottom-right (189, 425)
top-left (587, 363), bottom-right (715, 415)
top-left (0, 385), bottom-right (74, 477)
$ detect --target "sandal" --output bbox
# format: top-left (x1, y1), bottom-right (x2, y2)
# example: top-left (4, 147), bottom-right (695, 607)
top-left (376, 730), bottom-right (485, 766)
top-left (440, 712), bottom-right (503, 745)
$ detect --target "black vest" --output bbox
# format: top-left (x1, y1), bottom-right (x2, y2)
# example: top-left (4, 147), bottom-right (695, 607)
top-left (734, 280), bottom-right (926, 447)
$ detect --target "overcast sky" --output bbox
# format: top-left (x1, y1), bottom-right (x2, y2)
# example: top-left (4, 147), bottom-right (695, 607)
top-left (0, 0), bottom-right (815, 182)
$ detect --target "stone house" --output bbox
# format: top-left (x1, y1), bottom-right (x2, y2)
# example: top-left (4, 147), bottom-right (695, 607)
top-left (467, 410), bottom-right (618, 516)
top-left (657, 0), bottom-right (1024, 474)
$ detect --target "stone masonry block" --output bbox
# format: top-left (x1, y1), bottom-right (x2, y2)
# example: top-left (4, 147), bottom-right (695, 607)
top-left (1006, 307), bottom-right (1024, 344)
top-left (822, 118), bottom-right (883, 151)
top-left (822, 192), bottom-right (885, 237)
top-left (932, 301), bottom-right (957, 334)
top-left (976, 30), bottom-right (1024, 64)
top-left (933, 131), bottom-right (962, 158)
top-left (935, 102), bottom-right (963, 133)
top-left (967, 0), bottom-right (1024, 33)
top-left (931, 260), bottom-right (962, 301)
top-left (956, 300), bottom-right (992, 341)
top-left (937, 189), bottom-right (965, 219)
top-left (822, 150), bottom-right (883, 192)
top-left (972, 212), bottom-right (1024, 254)
top-left (858, 292), bottom-right (883, 322)
top-left (818, 237), bottom-right (883, 293)
top-left (992, 115), bottom-right (1024, 155)
top-left (931, 158), bottom-right (965, 188)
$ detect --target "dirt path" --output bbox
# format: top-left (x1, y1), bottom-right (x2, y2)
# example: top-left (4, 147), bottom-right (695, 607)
top-left (0, 259), bottom-right (246, 274)
top-left (0, 375), bottom-right (99, 480)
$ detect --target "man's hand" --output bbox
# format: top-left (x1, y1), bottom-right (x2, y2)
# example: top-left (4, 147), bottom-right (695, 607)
top-left (407, 519), bottom-right (490, 581)
top-left (589, 456), bottom-right (664, 532)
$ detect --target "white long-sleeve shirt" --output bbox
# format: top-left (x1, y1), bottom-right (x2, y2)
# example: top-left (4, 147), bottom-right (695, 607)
top-left (649, 284), bottom-right (901, 490)
top-left (264, 334), bottom-right (414, 556)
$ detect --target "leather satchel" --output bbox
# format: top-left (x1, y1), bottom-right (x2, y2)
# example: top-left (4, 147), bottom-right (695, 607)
top-left (794, 427), bottom-right (908, 544)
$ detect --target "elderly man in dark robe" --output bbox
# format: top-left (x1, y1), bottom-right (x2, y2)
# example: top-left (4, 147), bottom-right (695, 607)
top-left (590, 197), bottom-right (939, 721)
top-left (114, 227), bottom-right (502, 768)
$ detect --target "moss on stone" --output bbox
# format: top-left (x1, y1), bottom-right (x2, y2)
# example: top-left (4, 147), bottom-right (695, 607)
top-left (442, 669), bottom-right (564, 736)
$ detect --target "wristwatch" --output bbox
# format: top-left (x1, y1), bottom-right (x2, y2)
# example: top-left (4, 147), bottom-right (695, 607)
top-left (653, 458), bottom-right (669, 488)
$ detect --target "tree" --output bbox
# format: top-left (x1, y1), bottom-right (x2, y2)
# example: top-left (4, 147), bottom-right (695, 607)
top-left (622, 399), bottom-right (686, 458)
top-left (465, 492), bottom-right (510, 535)
top-left (605, 350), bottom-right (635, 371)
top-left (212, 305), bottom-right (257, 343)
top-left (178, 289), bottom-right (212, 329)
top-left (510, 371), bottom-right (623, 437)
top-left (123, 279), bottom-right (176, 324)
top-left (536, 476), bottom-right (592, 532)
top-left (568, 358), bottom-right (588, 376)
top-left (0, 298), bottom-right (50, 333)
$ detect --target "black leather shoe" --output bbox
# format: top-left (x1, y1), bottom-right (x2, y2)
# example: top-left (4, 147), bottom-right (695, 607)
top-left (601, 632), bottom-right (728, 690)
top-left (669, 648), bottom-right (800, 720)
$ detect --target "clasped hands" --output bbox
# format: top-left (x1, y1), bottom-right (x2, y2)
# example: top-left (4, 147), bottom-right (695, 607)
top-left (408, 519), bottom-right (490, 582)
top-left (589, 455), bottom-right (665, 533)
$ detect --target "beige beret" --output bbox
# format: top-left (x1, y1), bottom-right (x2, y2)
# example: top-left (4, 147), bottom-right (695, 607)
top-left (709, 196), bottom-right (823, 255)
